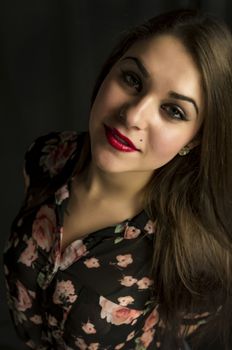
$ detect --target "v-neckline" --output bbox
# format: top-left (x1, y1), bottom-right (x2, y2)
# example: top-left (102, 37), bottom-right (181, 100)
top-left (54, 175), bottom-right (149, 255)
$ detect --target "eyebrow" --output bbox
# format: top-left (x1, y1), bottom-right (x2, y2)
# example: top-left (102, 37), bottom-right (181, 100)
top-left (122, 56), bottom-right (199, 115)
top-left (169, 91), bottom-right (199, 115)
top-left (122, 56), bottom-right (149, 78)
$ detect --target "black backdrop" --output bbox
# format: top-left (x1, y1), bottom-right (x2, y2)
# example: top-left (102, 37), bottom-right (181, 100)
top-left (0, 1), bottom-right (231, 349)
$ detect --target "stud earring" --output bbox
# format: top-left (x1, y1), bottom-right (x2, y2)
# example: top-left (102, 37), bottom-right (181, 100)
top-left (178, 146), bottom-right (190, 156)
top-left (119, 109), bottom-right (125, 119)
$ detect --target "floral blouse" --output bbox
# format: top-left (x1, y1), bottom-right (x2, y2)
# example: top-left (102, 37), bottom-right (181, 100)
top-left (3, 131), bottom-right (208, 350)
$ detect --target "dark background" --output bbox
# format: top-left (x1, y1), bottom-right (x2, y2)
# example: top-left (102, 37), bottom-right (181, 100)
top-left (0, 1), bottom-right (231, 349)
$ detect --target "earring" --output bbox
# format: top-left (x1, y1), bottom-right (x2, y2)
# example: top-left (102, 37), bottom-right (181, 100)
top-left (178, 145), bottom-right (190, 156)
top-left (119, 105), bottom-right (128, 120)
top-left (119, 110), bottom-right (125, 119)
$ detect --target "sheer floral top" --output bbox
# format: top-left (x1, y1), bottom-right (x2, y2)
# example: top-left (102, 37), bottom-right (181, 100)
top-left (3, 131), bottom-right (209, 350)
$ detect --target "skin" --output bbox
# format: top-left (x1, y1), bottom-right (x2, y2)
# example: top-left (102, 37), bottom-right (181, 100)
top-left (81, 35), bottom-right (204, 211)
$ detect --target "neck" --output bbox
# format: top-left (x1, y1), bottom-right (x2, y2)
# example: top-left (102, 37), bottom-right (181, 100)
top-left (79, 162), bottom-right (152, 207)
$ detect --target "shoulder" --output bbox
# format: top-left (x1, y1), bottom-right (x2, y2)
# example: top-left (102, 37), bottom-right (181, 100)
top-left (24, 130), bottom-right (87, 190)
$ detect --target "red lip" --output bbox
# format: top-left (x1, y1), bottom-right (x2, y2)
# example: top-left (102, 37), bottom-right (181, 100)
top-left (104, 124), bottom-right (139, 152)
top-left (111, 127), bottom-right (138, 150)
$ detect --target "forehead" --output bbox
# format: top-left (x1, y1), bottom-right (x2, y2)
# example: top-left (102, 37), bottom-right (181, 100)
top-left (119, 34), bottom-right (203, 114)
top-left (122, 34), bottom-right (196, 71)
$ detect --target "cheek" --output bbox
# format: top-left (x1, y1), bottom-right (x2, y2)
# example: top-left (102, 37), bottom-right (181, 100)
top-left (148, 127), bottom-right (195, 157)
top-left (91, 79), bottom-right (124, 117)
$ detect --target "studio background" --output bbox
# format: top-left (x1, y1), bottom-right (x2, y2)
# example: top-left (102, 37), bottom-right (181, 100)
top-left (0, 1), bottom-right (231, 349)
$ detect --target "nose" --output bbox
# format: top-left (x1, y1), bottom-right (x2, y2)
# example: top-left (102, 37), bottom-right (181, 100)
top-left (120, 95), bottom-right (156, 130)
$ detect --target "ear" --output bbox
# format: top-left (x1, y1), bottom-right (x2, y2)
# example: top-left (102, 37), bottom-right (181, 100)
top-left (187, 138), bottom-right (200, 150)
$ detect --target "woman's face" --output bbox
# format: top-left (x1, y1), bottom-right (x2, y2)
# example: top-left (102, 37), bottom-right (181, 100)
top-left (89, 34), bottom-right (203, 176)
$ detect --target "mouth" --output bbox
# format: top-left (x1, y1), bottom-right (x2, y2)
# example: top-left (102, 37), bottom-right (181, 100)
top-left (104, 124), bottom-right (139, 152)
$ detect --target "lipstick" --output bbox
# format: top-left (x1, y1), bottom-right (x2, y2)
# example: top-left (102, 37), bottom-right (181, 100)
top-left (104, 125), bottom-right (139, 152)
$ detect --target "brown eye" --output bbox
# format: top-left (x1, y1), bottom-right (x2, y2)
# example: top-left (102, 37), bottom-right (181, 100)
top-left (121, 70), bottom-right (142, 92)
top-left (161, 104), bottom-right (187, 121)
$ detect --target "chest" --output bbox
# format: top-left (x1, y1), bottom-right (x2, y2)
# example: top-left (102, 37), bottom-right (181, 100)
top-left (61, 201), bottom-right (128, 252)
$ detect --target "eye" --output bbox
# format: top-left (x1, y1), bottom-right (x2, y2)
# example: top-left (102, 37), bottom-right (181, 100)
top-left (161, 103), bottom-right (188, 121)
top-left (120, 70), bottom-right (142, 92)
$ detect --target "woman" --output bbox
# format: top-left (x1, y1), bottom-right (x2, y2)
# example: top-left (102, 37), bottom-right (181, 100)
top-left (3, 8), bottom-right (232, 350)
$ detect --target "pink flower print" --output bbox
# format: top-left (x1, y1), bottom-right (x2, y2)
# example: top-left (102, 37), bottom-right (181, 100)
top-left (60, 131), bottom-right (77, 142)
top-left (40, 138), bottom-right (77, 177)
top-left (115, 344), bottom-right (125, 349)
top-left (117, 296), bottom-right (134, 306)
top-left (60, 240), bottom-right (88, 270)
top-left (84, 257), bottom-right (100, 268)
top-left (120, 276), bottom-right (138, 287)
top-left (28, 290), bottom-right (36, 298)
top-left (51, 328), bottom-right (64, 342)
top-left (48, 315), bottom-right (58, 326)
top-left (88, 344), bottom-right (99, 350)
top-left (143, 307), bottom-right (159, 332)
top-left (75, 337), bottom-right (87, 350)
top-left (32, 205), bottom-right (56, 252)
top-left (126, 331), bottom-right (135, 341)
top-left (112, 307), bottom-right (141, 326)
top-left (18, 238), bottom-right (38, 267)
top-left (26, 340), bottom-right (36, 348)
top-left (124, 225), bottom-right (141, 239)
top-left (53, 280), bottom-right (77, 305)
top-left (140, 329), bottom-right (155, 348)
top-left (82, 321), bottom-right (96, 334)
top-left (15, 280), bottom-right (33, 311)
top-left (29, 315), bottom-right (42, 324)
top-left (99, 296), bottom-right (142, 326)
top-left (137, 277), bottom-right (154, 290)
top-left (55, 184), bottom-right (69, 205)
top-left (50, 235), bottom-right (61, 267)
top-left (116, 254), bottom-right (133, 268)
top-left (144, 220), bottom-right (156, 234)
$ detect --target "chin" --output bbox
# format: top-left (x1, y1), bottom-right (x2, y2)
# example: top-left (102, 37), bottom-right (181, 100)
top-left (94, 159), bottom-right (126, 174)
top-left (91, 151), bottom-right (130, 174)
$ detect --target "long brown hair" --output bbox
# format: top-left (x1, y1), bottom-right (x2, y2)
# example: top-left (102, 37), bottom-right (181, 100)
top-left (91, 9), bottom-right (232, 348)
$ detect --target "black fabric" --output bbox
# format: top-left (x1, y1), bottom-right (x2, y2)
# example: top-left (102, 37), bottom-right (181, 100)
top-left (3, 131), bottom-right (212, 349)
top-left (3, 131), bottom-right (160, 349)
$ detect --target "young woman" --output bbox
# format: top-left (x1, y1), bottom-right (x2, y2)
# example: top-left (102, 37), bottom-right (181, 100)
top-left (3, 8), bottom-right (232, 350)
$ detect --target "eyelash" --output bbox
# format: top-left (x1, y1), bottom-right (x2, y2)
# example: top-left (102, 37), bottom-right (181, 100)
top-left (161, 104), bottom-right (188, 121)
top-left (120, 69), bottom-right (188, 121)
top-left (120, 70), bottom-right (142, 92)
